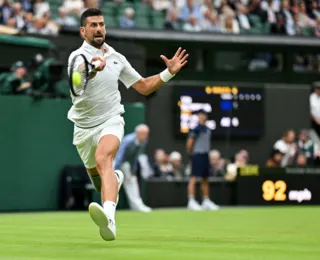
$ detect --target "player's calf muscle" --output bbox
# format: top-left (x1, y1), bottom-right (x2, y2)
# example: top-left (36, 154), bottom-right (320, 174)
top-left (95, 154), bottom-right (113, 174)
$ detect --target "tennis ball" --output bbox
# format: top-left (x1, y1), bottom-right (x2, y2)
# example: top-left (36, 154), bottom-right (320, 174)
top-left (72, 72), bottom-right (81, 86)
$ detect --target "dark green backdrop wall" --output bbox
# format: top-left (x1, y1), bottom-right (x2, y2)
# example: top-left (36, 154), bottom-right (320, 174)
top-left (0, 96), bottom-right (144, 211)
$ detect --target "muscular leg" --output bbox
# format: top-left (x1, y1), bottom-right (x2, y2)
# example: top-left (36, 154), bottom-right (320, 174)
top-left (93, 134), bottom-right (120, 203)
top-left (87, 134), bottom-right (122, 241)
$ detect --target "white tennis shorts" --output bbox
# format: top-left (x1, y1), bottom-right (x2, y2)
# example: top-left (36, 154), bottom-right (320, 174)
top-left (73, 115), bottom-right (125, 169)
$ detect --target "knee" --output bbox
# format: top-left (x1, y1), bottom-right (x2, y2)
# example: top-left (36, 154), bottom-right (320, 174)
top-left (95, 152), bottom-right (113, 172)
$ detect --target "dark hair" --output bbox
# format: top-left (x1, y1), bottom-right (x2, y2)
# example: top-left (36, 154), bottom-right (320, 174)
top-left (80, 8), bottom-right (103, 26)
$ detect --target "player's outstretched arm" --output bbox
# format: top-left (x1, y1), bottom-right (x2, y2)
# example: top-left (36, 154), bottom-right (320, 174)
top-left (132, 47), bottom-right (188, 96)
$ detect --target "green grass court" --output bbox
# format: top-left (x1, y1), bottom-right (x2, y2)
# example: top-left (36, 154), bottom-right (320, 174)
top-left (0, 207), bottom-right (319, 260)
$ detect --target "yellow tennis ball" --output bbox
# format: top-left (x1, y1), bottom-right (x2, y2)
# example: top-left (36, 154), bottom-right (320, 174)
top-left (72, 72), bottom-right (81, 86)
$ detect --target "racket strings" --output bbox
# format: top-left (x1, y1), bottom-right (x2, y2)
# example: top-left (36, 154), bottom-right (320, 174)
top-left (72, 56), bottom-right (89, 95)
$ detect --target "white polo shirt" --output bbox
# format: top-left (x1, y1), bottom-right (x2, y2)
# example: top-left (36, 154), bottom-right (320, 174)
top-left (310, 92), bottom-right (320, 121)
top-left (67, 41), bottom-right (142, 128)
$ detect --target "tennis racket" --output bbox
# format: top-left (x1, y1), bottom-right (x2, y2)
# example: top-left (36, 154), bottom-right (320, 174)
top-left (68, 54), bottom-right (102, 97)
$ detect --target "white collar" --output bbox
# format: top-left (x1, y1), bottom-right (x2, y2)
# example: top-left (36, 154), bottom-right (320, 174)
top-left (81, 41), bottom-right (115, 57)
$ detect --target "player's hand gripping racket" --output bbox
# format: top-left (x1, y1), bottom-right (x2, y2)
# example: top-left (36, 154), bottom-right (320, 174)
top-left (68, 54), bottom-right (102, 97)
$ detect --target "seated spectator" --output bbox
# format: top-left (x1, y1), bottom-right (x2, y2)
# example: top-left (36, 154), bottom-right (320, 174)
top-left (290, 0), bottom-right (299, 15)
top-left (225, 151), bottom-right (247, 181)
top-left (165, 0), bottom-right (181, 29)
top-left (168, 151), bottom-right (185, 180)
top-left (297, 129), bottom-right (315, 165)
top-left (277, 0), bottom-right (294, 36)
top-left (292, 13), bottom-right (304, 36)
top-left (179, 0), bottom-right (203, 23)
top-left (42, 11), bottom-right (59, 35)
top-left (62, 0), bottom-right (84, 15)
top-left (12, 3), bottom-right (25, 30)
top-left (221, 13), bottom-right (239, 34)
top-left (297, 2), bottom-right (316, 29)
top-left (311, 0), bottom-right (320, 19)
top-left (238, 149), bottom-right (249, 163)
top-left (183, 15), bottom-right (201, 31)
top-left (218, 0), bottom-right (235, 17)
top-left (165, 9), bottom-right (180, 30)
top-left (153, 0), bottom-right (171, 12)
top-left (0, 61), bottom-right (31, 95)
top-left (84, 0), bottom-right (99, 10)
top-left (314, 16), bottom-right (320, 37)
top-left (261, 0), bottom-right (280, 13)
top-left (22, 12), bottom-right (33, 31)
top-left (236, 3), bottom-right (252, 32)
top-left (33, 0), bottom-right (49, 18)
top-left (20, 0), bottom-right (33, 13)
top-left (273, 129), bottom-right (297, 167)
top-left (120, 7), bottom-right (135, 29)
top-left (248, 0), bottom-right (267, 23)
top-left (5, 16), bottom-right (16, 28)
top-left (200, 7), bottom-right (220, 32)
top-left (209, 149), bottom-right (225, 176)
top-left (261, 0), bottom-right (277, 33)
top-left (266, 149), bottom-right (284, 167)
top-left (55, 7), bottom-right (79, 27)
top-left (153, 149), bottom-right (173, 179)
top-left (295, 153), bottom-right (308, 168)
top-left (0, 0), bottom-right (14, 25)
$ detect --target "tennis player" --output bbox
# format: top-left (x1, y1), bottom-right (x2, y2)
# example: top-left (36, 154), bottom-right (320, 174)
top-left (67, 8), bottom-right (188, 241)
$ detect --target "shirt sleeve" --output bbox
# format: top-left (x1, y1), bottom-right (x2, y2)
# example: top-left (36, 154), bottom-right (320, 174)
top-left (119, 54), bottom-right (142, 89)
top-left (188, 127), bottom-right (198, 139)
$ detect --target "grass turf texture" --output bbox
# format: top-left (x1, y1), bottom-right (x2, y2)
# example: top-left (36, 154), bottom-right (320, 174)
top-left (0, 207), bottom-right (319, 260)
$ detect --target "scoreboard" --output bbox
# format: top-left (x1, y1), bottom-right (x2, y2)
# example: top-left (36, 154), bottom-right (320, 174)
top-left (236, 166), bottom-right (320, 205)
top-left (173, 84), bottom-right (264, 138)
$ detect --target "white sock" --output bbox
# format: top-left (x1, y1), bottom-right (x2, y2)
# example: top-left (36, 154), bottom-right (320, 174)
top-left (103, 201), bottom-right (116, 223)
top-left (188, 195), bottom-right (195, 202)
top-left (203, 196), bottom-right (210, 203)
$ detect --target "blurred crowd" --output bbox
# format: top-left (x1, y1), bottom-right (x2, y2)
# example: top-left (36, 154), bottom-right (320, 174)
top-left (1, 0), bottom-right (320, 37)
top-left (140, 126), bottom-right (320, 182)
top-left (0, 0), bottom-right (97, 35)
top-left (139, 147), bottom-right (249, 182)
top-left (161, 0), bottom-right (320, 35)
top-left (267, 128), bottom-right (320, 168)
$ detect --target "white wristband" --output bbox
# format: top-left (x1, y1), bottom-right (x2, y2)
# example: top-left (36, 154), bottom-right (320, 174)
top-left (160, 68), bottom-right (175, 83)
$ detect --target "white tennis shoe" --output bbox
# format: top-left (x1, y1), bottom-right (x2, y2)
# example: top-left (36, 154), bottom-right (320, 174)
top-left (89, 170), bottom-right (124, 241)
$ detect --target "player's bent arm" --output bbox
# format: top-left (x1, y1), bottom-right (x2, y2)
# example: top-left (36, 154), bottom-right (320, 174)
top-left (186, 137), bottom-right (194, 153)
top-left (132, 74), bottom-right (165, 96)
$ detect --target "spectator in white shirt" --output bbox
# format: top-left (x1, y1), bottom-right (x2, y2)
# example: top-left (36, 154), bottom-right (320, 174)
top-left (62, 0), bottom-right (84, 15)
top-left (221, 13), bottom-right (239, 34)
top-left (273, 129), bottom-right (297, 167)
top-left (262, 0), bottom-right (277, 32)
top-left (183, 15), bottom-right (201, 32)
top-left (310, 82), bottom-right (320, 137)
top-left (153, 0), bottom-right (171, 11)
top-left (297, 2), bottom-right (316, 28)
top-left (33, 0), bottom-right (49, 18)
top-left (200, 7), bottom-right (220, 32)
top-left (236, 3), bottom-right (251, 32)
top-left (12, 3), bottom-right (25, 29)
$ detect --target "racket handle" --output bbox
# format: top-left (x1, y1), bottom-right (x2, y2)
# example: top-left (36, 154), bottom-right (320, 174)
top-left (92, 60), bottom-right (101, 70)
